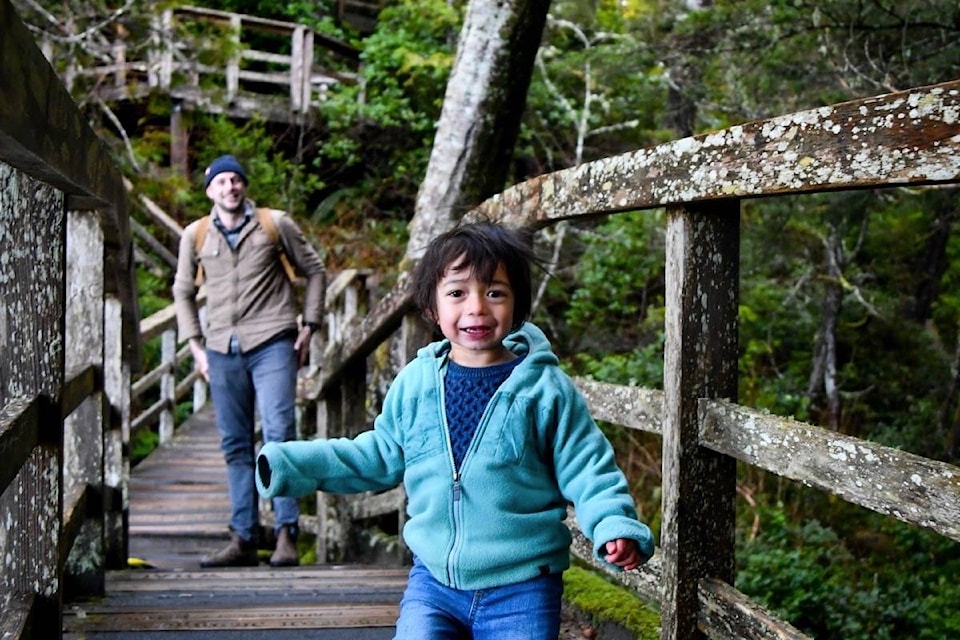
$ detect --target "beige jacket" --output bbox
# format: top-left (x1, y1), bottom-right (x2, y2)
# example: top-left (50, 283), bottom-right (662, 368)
top-left (173, 202), bottom-right (326, 353)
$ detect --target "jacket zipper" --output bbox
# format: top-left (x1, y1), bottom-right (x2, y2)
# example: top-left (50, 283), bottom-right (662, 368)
top-left (441, 364), bottom-right (505, 588)
top-left (438, 364), bottom-right (461, 586)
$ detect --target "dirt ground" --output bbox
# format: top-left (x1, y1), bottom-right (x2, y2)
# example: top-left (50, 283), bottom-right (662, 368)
top-left (560, 601), bottom-right (638, 640)
top-left (560, 602), bottom-right (599, 639)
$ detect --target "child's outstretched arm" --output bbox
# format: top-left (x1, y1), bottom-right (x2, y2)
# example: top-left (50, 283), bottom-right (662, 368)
top-left (257, 441), bottom-right (320, 498)
top-left (256, 372), bottom-right (414, 500)
top-left (603, 538), bottom-right (645, 571)
top-left (256, 427), bottom-right (404, 499)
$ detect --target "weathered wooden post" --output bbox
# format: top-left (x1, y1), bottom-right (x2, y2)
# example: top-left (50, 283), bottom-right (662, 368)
top-left (63, 210), bottom-right (107, 596)
top-left (158, 328), bottom-right (176, 444)
top-left (0, 163), bottom-right (67, 639)
top-left (103, 296), bottom-right (130, 568)
top-left (301, 29), bottom-right (315, 111)
top-left (290, 25), bottom-right (308, 113)
top-left (1, 1), bottom-right (137, 631)
top-left (226, 14), bottom-right (241, 103)
top-left (661, 200), bottom-right (740, 639)
top-left (170, 101), bottom-right (189, 180)
top-left (112, 39), bottom-right (126, 89)
top-left (157, 9), bottom-right (173, 90)
top-left (193, 306), bottom-right (208, 412)
top-left (314, 382), bottom-right (340, 562)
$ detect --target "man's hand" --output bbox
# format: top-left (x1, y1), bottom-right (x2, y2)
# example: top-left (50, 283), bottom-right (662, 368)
top-left (294, 325), bottom-right (313, 366)
top-left (189, 338), bottom-right (209, 381)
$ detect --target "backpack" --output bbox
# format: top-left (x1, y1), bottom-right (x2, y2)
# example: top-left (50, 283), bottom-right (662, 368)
top-left (193, 208), bottom-right (297, 286)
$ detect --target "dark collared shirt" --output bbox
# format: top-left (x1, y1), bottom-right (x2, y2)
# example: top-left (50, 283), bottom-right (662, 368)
top-left (212, 203), bottom-right (254, 250)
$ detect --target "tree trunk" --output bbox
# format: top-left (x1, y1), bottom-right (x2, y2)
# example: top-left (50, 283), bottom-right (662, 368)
top-left (909, 190), bottom-right (957, 322)
top-left (662, 0), bottom-right (715, 138)
top-left (807, 225), bottom-right (844, 430)
top-left (402, 0), bottom-right (551, 266)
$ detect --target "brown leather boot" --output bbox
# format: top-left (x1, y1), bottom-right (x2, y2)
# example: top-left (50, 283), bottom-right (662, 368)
top-left (269, 525), bottom-right (300, 567)
top-left (200, 533), bottom-right (258, 568)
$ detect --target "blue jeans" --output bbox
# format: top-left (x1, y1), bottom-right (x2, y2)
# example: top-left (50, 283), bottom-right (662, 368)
top-left (207, 334), bottom-right (300, 541)
top-left (394, 558), bottom-right (563, 640)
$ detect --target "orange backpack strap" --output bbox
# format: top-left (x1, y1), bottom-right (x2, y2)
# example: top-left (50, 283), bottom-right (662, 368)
top-left (192, 216), bottom-right (213, 287)
top-left (255, 208), bottom-right (298, 283)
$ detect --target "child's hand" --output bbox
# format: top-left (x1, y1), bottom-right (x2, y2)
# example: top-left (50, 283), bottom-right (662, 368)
top-left (603, 538), bottom-right (644, 571)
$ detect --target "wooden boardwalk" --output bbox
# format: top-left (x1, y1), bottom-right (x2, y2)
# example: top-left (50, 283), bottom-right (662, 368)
top-left (62, 406), bottom-right (406, 639)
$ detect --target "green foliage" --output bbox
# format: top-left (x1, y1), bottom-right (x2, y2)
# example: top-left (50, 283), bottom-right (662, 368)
top-left (571, 343), bottom-right (664, 390)
top-left (130, 428), bottom-right (159, 466)
top-left (564, 212), bottom-right (666, 359)
top-left (317, 0), bottom-right (460, 182)
top-left (521, 6), bottom-right (667, 169)
top-left (562, 564), bottom-right (660, 639)
top-left (737, 506), bottom-right (960, 640)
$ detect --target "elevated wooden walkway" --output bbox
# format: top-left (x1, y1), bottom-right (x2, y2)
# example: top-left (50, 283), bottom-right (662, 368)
top-left (61, 406), bottom-right (406, 638)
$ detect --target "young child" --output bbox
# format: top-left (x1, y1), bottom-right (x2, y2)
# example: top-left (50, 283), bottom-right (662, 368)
top-left (256, 221), bottom-right (654, 639)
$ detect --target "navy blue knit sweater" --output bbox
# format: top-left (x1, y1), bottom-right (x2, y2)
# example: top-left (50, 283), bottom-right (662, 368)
top-left (444, 356), bottom-right (524, 470)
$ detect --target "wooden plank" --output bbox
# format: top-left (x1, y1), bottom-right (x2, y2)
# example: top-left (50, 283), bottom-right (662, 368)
top-left (61, 365), bottom-right (101, 419)
top-left (474, 80), bottom-right (960, 228)
top-left (0, 592), bottom-right (34, 639)
top-left (700, 398), bottom-right (960, 542)
top-left (62, 603), bottom-right (399, 632)
top-left (575, 379), bottom-right (663, 434)
top-left (0, 396), bottom-right (40, 493)
top-left (698, 578), bottom-right (811, 640)
top-left (102, 566), bottom-right (409, 590)
top-left (63, 565), bottom-right (407, 633)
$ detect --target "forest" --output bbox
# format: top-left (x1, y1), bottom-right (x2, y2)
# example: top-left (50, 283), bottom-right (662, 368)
top-left (12, 0), bottom-right (960, 637)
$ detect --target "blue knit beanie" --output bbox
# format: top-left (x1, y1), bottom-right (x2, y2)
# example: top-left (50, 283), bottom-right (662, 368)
top-left (203, 155), bottom-right (248, 189)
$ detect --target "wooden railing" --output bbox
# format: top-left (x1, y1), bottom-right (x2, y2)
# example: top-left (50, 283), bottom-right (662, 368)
top-left (289, 79), bottom-right (960, 639)
top-left (44, 5), bottom-right (360, 123)
top-left (0, 1), bottom-right (138, 637)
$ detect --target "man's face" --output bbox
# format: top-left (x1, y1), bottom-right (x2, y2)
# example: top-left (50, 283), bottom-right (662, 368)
top-left (205, 172), bottom-right (246, 214)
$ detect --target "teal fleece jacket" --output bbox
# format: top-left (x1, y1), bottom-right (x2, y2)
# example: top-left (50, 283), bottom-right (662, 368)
top-left (257, 322), bottom-right (654, 590)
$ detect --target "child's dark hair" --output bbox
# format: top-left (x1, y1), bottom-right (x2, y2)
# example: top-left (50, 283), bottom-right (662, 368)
top-left (413, 222), bottom-right (539, 331)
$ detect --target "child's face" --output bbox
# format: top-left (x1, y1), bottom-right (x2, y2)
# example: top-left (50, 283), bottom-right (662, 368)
top-left (434, 258), bottom-right (516, 366)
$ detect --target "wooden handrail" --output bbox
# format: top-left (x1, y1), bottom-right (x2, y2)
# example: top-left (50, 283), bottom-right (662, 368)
top-left (301, 79), bottom-right (960, 640)
top-left (51, 5), bottom-right (360, 123)
top-left (0, 396), bottom-right (42, 496)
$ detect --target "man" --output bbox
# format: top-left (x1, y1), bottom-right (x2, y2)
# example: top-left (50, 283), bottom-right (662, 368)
top-left (173, 154), bottom-right (325, 567)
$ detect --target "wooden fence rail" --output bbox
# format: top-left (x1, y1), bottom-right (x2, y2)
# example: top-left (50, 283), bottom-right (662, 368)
top-left (42, 5), bottom-right (360, 124)
top-left (291, 78), bottom-right (960, 640)
top-left (1, 1), bottom-right (138, 637)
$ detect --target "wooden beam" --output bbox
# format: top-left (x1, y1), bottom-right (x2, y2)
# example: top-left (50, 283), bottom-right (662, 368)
top-left (0, 592), bottom-right (34, 638)
top-left (473, 80), bottom-right (960, 228)
top-left (61, 365), bottom-right (102, 420)
top-left (0, 0), bottom-right (140, 371)
top-left (698, 578), bottom-right (811, 640)
top-left (700, 398), bottom-right (960, 543)
top-left (0, 396), bottom-right (40, 494)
